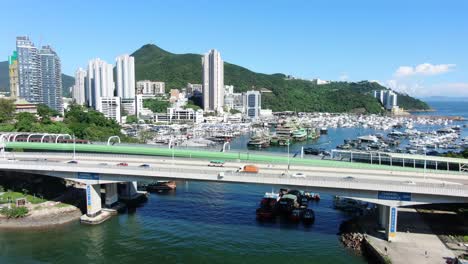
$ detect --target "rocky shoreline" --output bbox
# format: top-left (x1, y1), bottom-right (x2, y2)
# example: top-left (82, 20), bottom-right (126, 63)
top-left (0, 205), bottom-right (82, 229)
top-left (338, 218), bottom-right (366, 253)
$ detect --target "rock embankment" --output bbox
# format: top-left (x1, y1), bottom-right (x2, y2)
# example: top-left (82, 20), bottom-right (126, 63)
top-left (338, 218), bottom-right (366, 253)
top-left (341, 232), bottom-right (365, 253)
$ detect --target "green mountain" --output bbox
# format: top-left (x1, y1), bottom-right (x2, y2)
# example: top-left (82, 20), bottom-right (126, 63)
top-left (132, 44), bottom-right (429, 113)
top-left (0, 60), bottom-right (74, 97)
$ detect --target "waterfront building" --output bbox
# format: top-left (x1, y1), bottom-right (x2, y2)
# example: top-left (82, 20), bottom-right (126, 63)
top-left (202, 49), bottom-right (224, 112)
top-left (186, 83), bottom-right (203, 96)
top-left (151, 108), bottom-right (204, 123)
top-left (121, 98), bottom-right (136, 116)
top-left (39, 45), bottom-right (63, 113)
top-left (72, 68), bottom-right (87, 105)
top-left (16, 36), bottom-right (41, 103)
top-left (244, 90), bottom-right (261, 120)
top-left (170, 89), bottom-right (180, 103)
top-left (136, 80), bottom-right (165, 95)
top-left (115, 54), bottom-right (135, 99)
top-left (99, 97), bottom-right (121, 122)
top-left (86, 58), bottom-right (115, 111)
top-left (224, 85), bottom-right (234, 95)
top-left (374, 90), bottom-right (398, 110)
top-left (8, 51), bottom-right (19, 99)
top-left (13, 98), bottom-right (37, 114)
top-left (135, 94), bottom-right (156, 117)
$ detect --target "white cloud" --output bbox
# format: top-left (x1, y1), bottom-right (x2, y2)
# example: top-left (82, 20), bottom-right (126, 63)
top-left (394, 63), bottom-right (455, 77)
top-left (386, 80), bottom-right (468, 97)
top-left (386, 79), bottom-right (422, 95)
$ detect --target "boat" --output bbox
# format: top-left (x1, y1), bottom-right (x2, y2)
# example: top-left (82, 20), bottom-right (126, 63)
top-left (247, 134), bottom-right (270, 148)
top-left (276, 194), bottom-right (300, 215)
top-left (302, 209), bottom-right (315, 224)
top-left (305, 192), bottom-right (320, 201)
top-left (256, 192), bottom-right (280, 220)
top-left (292, 128), bottom-right (307, 141)
top-left (146, 181), bottom-right (176, 192)
top-left (289, 208), bottom-right (304, 222)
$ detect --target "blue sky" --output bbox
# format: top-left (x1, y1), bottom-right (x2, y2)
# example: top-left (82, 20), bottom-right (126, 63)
top-left (1, 0), bottom-right (467, 96)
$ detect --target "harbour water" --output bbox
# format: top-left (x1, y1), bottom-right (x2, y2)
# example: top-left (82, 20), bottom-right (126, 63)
top-left (0, 101), bottom-right (465, 263)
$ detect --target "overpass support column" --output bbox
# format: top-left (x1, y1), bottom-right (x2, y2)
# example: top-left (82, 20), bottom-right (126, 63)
top-left (86, 184), bottom-right (102, 217)
top-left (378, 204), bottom-right (388, 229)
top-left (122, 181), bottom-right (138, 199)
top-left (378, 205), bottom-right (398, 241)
top-left (385, 206), bottom-right (398, 241)
top-left (105, 183), bottom-right (118, 208)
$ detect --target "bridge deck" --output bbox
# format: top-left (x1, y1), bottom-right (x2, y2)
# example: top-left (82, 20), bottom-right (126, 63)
top-left (4, 142), bottom-right (467, 177)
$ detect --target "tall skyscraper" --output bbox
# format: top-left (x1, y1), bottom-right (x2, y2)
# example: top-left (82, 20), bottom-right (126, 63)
top-left (73, 68), bottom-right (87, 105)
top-left (39, 46), bottom-right (63, 113)
top-left (86, 58), bottom-right (115, 111)
top-left (115, 54), bottom-right (135, 99)
top-left (8, 51), bottom-right (19, 99)
top-left (16, 36), bottom-right (41, 103)
top-left (202, 49), bottom-right (224, 112)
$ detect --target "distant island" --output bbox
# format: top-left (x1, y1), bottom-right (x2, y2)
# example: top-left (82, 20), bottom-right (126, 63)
top-left (0, 44), bottom-right (431, 113)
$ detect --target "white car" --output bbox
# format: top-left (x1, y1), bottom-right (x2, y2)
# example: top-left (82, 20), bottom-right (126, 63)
top-left (403, 180), bottom-right (416, 185)
top-left (291, 173), bottom-right (307, 178)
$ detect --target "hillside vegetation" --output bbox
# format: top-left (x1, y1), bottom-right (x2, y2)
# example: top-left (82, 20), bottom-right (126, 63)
top-left (132, 44), bottom-right (429, 113)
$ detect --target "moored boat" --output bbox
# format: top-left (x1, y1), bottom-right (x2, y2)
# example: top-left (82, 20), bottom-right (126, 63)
top-left (146, 181), bottom-right (176, 192)
top-left (302, 209), bottom-right (315, 224)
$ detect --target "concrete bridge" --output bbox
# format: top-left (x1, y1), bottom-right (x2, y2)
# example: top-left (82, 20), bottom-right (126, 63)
top-left (1, 142), bottom-right (467, 240)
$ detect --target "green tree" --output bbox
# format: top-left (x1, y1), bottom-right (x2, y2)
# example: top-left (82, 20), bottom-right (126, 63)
top-left (126, 115), bottom-right (138, 124)
top-left (0, 98), bottom-right (15, 123)
top-left (143, 98), bottom-right (170, 113)
top-left (15, 112), bottom-right (38, 132)
top-left (37, 104), bottom-right (60, 124)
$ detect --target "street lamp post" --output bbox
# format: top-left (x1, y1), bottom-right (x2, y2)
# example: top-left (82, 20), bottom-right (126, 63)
top-left (287, 139), bottom-right (290, 171)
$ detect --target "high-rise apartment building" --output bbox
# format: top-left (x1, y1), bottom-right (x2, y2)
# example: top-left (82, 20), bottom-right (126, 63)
top-left (39, 45), bottom-right (63, 113)
top-left (8, 51), bottom-right (19, 99)
top-left (373, 90), bottom-right (398, 110)
top-left (202, 49), bottom-right (224, 112)
top-left (86, 58), bottom-right (114, 111)
top-left (136, 81), bottom-right (165, 95)
top-left (16, 36), bottom-right (41, 103)
top-left (73, 68), bottom-right (87, 105)
top-left (115, 54), bottom-right (135, 99)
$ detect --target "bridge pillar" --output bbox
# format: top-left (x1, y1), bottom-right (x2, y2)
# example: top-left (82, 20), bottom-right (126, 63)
top-left (385, 206), bottom-right (398, 241)
top-left (378, 204), bottom-right (388, 229)
top-left (121, 181), bottom-right (138, 199)
top-left (104, 183), bottom-right (118, 208)
top-left (86, 184), bottom-right (102, 217)
top-left (377, 205), bottom-right (398, 241)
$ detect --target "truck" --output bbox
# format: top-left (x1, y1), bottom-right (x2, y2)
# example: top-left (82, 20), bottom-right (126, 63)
top-left (243, 165), bottom-right (259, 173)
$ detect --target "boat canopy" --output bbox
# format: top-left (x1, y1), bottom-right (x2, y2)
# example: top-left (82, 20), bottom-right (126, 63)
top-left (281, 194), bottom-right (298, 200)
top-left (209, 160), bottom-right (225, 164)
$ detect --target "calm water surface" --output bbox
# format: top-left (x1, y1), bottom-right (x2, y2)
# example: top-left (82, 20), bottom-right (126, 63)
top-left (0, 182), bottom-right (365, 264)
